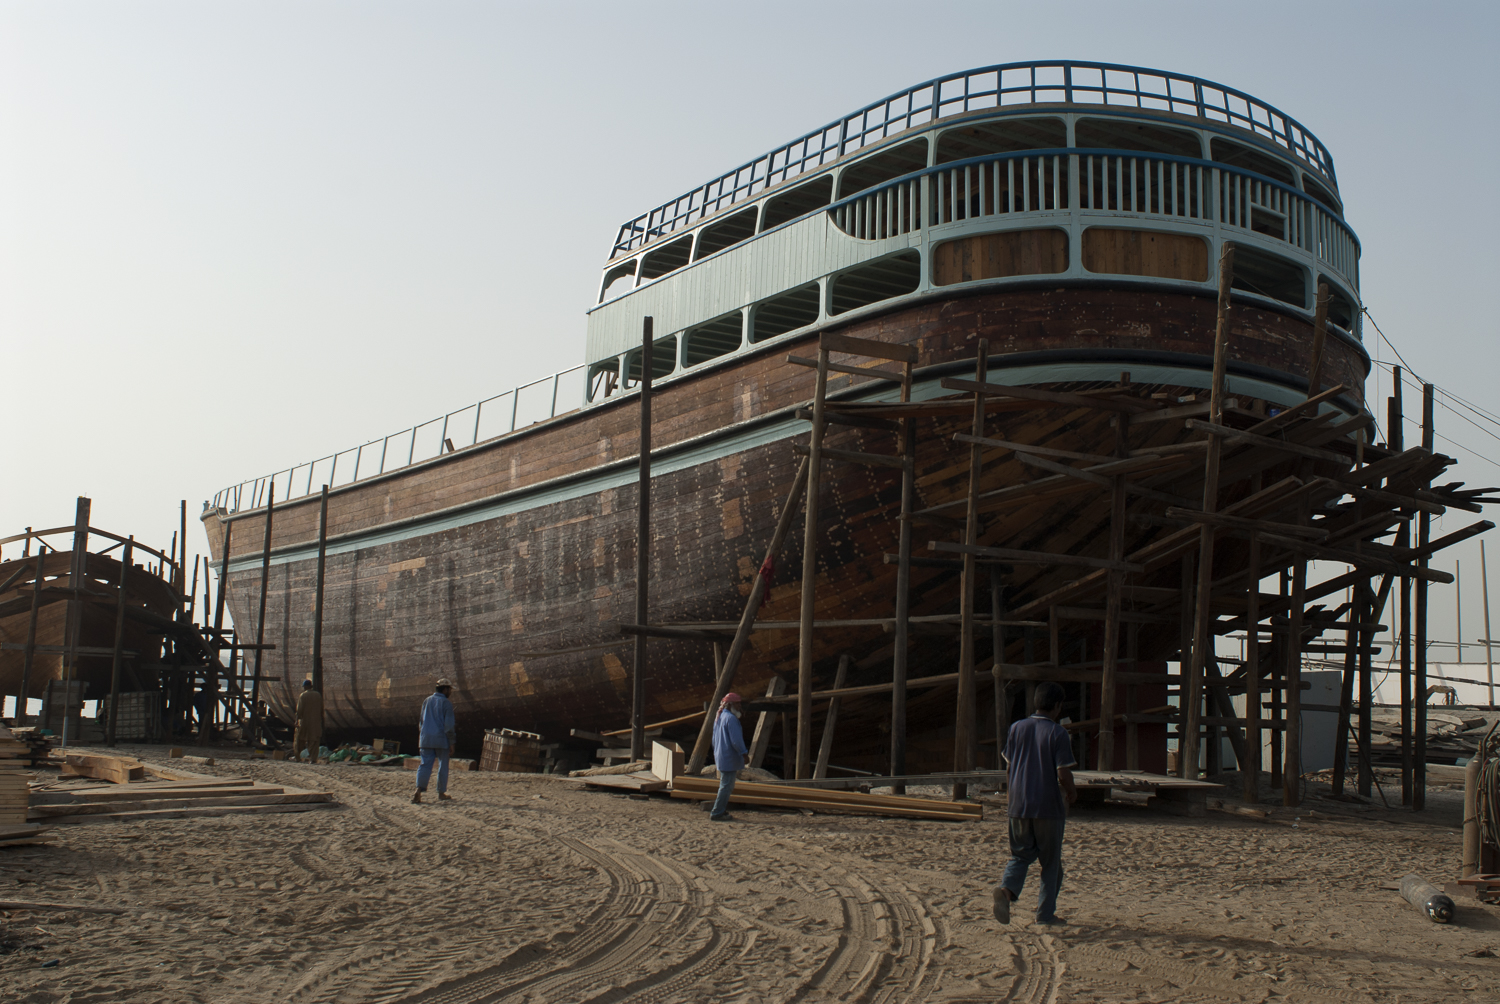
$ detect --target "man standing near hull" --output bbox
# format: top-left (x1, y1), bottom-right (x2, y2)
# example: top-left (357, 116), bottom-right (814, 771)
top-left (993, 681), bottom-right (1077, 926)
top-left (412, 678), bottom-right (456, 804)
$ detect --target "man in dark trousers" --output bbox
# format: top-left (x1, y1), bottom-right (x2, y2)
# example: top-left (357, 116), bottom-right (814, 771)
top-left (412, 678), bottom-right (456, 804)
top-left (994, 681), bottom-right (1077, 926)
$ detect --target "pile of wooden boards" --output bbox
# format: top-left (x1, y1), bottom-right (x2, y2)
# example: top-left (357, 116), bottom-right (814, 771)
top-left (31, 763), bottom-right (337, 824)
top-left (670, 776), bottom-right (983, 821)
top-left (1, 725), bottom-right (32, 827)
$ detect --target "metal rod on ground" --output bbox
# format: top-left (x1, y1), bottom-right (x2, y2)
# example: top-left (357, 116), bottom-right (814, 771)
top-left (312, 484), bottom-right (329, 694)
top-left (19, 549), bottom-right (46, 724)
top-left (1483, 540), bottom-right (1495, 707)
top-left (797, 338), bottom-right (831, 780)
top-left (1415, 381), bottom-right (1434, 810)
top-left (814, 654), bottom-right (850, 779)
top-left (954, 340), bottom-right (987, 798)
top-left (106, 538), bottom-right (133, 747)
top-left (684, 458), bottom-right (810, 776)
top-left (891, 354), bottom-right (916, 793)
top-left (251, 485), bottom-right (275, 750)
top-left (1184, 243), bottom-right (1234, 779)
top-left (631, 317), bottom-right (653, 763)
top-left (60, 497), bottom-right (91, 748)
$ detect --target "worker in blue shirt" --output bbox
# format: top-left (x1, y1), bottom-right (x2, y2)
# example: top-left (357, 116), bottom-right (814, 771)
top-left (412, 678), bottom-right (457, 804)
top-left (993, 681), bottom-right (1077, 926)
top-left (709, 692), bottom-right (747, 821)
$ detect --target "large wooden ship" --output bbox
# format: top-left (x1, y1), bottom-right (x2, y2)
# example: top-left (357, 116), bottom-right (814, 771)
top-left (203, 61), bottom-right (1369, 768)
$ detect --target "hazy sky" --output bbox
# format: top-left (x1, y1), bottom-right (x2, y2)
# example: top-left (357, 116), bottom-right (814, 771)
top-left (3, 2), bottom-right (1498, 670)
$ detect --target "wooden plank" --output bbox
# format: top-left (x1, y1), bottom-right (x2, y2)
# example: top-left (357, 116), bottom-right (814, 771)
top-left (791, 443), bottom-right (905, 470)
top-left (786, 355), bottom-right (903, 382)
top-left (930, 541), bottom-right (1144, 574)
top-left (951, 432), bottom-right (1115, 465)
top-left (1162, 506), bottom-right (1329, 540)
top-left (1185, 419), bottom-right (1351, 465)
top-left (940, 377), bottom-right (1141, 413)
top-left (581, 773), bottom-right (669, 794)
top-left (29, 785), bottom-right (286, 805)
top-left (37, 802), bottom-right (339, 824)
top-left (32, 791), bottom-right (333, 817)
top-left (62, 754), bottom-right (143, 784)
top-left (671, 776), bottom-right (980, 819)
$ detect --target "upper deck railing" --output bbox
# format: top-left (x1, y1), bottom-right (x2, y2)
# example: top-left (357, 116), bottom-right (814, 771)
top-left (211, 365), bottom-right (587, 515)
top-left (611, 60), bottom-right (1337, 258)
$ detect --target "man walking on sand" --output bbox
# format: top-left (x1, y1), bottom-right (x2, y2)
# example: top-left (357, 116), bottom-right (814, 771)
top-left (708, 692), bottom-right (746, 821)
top-left (993, 681), bottom-right (1077, 927)
top-left (412, 678), bottom-right (456, 804)
top-left (293, 680), bottom-right (322, 762)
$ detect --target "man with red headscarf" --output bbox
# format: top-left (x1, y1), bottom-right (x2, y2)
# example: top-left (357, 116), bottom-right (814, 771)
top-left (709, 692), bottom-right (747, 821)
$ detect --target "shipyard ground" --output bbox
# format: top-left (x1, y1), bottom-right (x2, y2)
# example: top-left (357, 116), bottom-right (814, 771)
top-left (0, 751), bottom-right (1492, 1003)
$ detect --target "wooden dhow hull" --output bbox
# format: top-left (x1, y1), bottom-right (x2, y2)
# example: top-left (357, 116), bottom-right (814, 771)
top-left (203, 287), bottom-right (1367, 763)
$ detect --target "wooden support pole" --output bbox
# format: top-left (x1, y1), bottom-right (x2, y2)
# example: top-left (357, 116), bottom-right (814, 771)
top-left (1390, 375), bottom-right (1413, 804)
top-left (954, 341), bottom-right (987, 798)
top-left (991, 565), bottom-right (1008, 770)
top-left (19, 549), bottom-right (46, 722)
top-left (106, 538), bottom-right (133, 748)
top-left (1243, 473), bottom-right (1263, 802)
top-left (685, 458), bottom-right (810, 775)
top-left (632, 317), bottom-right (654, 763)
top-left (1098, 470), bottom-right (1127, 770)
top-left (1283, 496), bottom-right (1309, 806)
top-left (1306, 282), bottom-right (1330, 397)
top-left (250, 485), bottom-right (275, 749)
top-left (1332, 585), bottom-right (1358, 796)
top-left (1184, 243), bottom-right (1235, 778)
top-left (1359, 577), bottom-right (1393, 797)
top-left (1415, 380), bottom-right (1434, 810)
top-left (814, 654), bottom-right (850, 779)
top-left (60, 497), bottom-right (91, 748)
top-left (312, 485), bottom-right (329, 694)
top-left (797, 338), bottom-right (831, 780)
top-left (1483, 539), bottom-right (1495, 708)
top-left (891, 356), bottom-right (916, 793)
top-left (747, 677), bottom-right (785, 770)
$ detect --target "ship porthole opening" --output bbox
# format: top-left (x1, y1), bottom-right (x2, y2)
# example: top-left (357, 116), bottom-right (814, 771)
top-left (599, 260), bottom-right (638, 302)
top-left (694, 207), bottom-right (758, 260)
top-left (621, 334), bottom-right (678, 388)
top-left (683, 313), bottom-right (744, 366)
top-left (934, 116), bottom-right (1066, 163)
top-left (1229, 244), bottom-right (1307, 309)
top-left (761, 176), bottom-right (833, 231)
top-left (830, 250), bottom-right (922, 315)
top-left (836, 138), bottom-right (929, 200)
top-left (751, 283), bottom-right (821, 342)
top-left (638, 235), bottom-right (693, 282)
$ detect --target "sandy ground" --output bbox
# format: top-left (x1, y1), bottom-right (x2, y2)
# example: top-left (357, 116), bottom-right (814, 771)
top-left (1, 747), bottom-right (1495, 1004)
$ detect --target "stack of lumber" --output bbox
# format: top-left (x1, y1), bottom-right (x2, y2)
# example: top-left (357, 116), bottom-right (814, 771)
top-left (29, 770), bottom-right (337, 824)
top-left (670, 776), bottom-right (982, 821)
top-left (8, 728), bottom-right (55, 765)
top-left (0, 724), bottom-right (31, 826)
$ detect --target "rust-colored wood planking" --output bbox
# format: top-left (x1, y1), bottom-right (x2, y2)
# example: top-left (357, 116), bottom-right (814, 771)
top-left (204, 287), bottom-right (1367, 748)
top-left (1081, 228), bottom-right (1209, 282)
top-left (931, 229), bottom-right (1069, 285)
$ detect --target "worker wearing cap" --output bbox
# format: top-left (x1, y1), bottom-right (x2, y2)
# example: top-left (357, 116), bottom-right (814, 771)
top-left (412, 678), bottom-right (456, 804)
top-left (709, 692), bottom-right (747, 821)
top-left (293, 679), bottom-right (323, 762)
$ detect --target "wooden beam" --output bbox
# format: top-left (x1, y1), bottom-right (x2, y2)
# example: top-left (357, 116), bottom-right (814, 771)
top-left (940, 377), bottom-right (1141, 413)
top-left (819, 331), bottom-right (918, 364)
top-left (1185, 419), bottom-right (1351, 465)
top-left (930, 540), bottom-right (1144, 574)
top-left (814, 655), bottom-right (850, 779)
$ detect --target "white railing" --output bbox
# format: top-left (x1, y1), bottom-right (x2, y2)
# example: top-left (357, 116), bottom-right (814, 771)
top-left (827, 150), bottom-right (1358, 294)
top-left (213, 365), bottom-right (587, 514)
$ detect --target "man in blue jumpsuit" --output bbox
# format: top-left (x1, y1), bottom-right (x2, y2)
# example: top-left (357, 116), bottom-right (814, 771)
top-left (412, 678), bottom-right (456, 804)
top-left (993, 681), bottom-right (1077, 926)
top-left (709, 692), bottom-right (746, 821)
